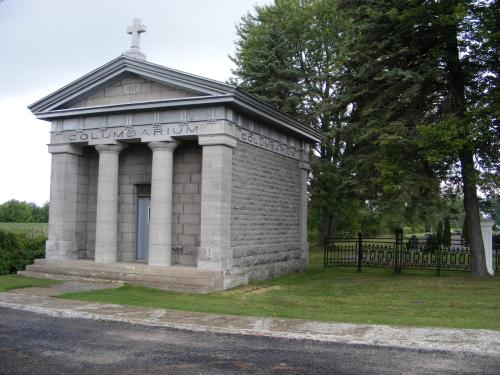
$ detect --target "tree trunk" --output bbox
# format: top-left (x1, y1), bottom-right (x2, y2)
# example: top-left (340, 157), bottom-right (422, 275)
top-left (459, 149), bottom-right (489, 277)
top-left (441, 11), bottom-right (490, 277)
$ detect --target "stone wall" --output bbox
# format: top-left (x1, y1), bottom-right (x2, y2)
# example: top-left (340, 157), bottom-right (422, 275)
top-left (74, 142), bottom-right (201, 263)
top-left (74, 138), bottom-right (303, 275)
top-left (76, 152), bottom-right (89, 259)
top-left (74, 147), bottom-right (98, 260)
top-left (231, 141), bottom-right (301, 280)
top-left (172, 142), bottom-right (202, 266)
top-left (86, 149), bottom-right (98, 259)
top-left (68, 73), bottom-right (201, 108)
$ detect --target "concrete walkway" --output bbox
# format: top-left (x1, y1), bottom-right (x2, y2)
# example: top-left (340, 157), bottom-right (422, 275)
top-left (1, 284), bottom-right (499, 356)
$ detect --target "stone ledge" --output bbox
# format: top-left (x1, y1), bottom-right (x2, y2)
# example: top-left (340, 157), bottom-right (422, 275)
top-left (22, 259), bottom-right (224, 293)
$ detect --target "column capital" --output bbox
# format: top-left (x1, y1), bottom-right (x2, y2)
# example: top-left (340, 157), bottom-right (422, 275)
top-left (148, 140), bottom-right (180, 152)
top-left (198, 134), bottom-right (237, 148)
top-left (47, 143), bottom-right (83, 155)
top-left (95, 143), bottom-right (127, 154)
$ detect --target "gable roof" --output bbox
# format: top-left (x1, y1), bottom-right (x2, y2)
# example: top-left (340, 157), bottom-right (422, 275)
top-left (28, 56), bottom-right (322, 143)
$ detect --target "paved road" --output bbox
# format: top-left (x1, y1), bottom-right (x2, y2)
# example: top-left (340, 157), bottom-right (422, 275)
top-left (0, 307), bottom-right (498, 375)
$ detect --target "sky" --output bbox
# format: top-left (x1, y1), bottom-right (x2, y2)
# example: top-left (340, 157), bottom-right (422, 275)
top-left (0, 0), bottom-right (272, 205)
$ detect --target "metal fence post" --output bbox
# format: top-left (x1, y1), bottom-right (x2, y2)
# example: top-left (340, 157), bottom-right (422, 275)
top-left (394, 228), bottom-right (403, 274)
top-left (394, 230), bottom-right (398, 274)
top-left (357, 232), bottom-right (363, 272)
top-left (436, 232), bottom-right (442, 276)
top-left (400, 228), bottom-right (404, 272)
top-left (324, 237), bottom-right (327, 269)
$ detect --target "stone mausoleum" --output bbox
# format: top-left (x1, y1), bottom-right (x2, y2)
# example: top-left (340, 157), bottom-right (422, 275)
top-left (23, 19), bottom-right (321, 292)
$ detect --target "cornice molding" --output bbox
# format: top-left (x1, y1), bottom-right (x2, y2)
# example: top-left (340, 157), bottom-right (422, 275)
top-left (29, 56), bottom-right (323, 143)
top-left (47, 143), bottom-right (83, 155)
top-left (198, 134), bottom-right (238, 148)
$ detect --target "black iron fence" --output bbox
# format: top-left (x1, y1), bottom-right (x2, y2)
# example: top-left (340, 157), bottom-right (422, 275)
top-left (324, 229), bottom-right (472, 275)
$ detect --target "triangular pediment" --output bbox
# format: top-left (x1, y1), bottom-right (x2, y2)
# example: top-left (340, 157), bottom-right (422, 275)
top-left (29, 56), bottom-right (236, 114)
top-left (61, 72), bottom-right (205, 109)
top-left (28, 55), bottom-right (323, 144)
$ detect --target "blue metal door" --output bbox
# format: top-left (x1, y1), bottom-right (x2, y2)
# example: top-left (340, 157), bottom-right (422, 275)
top-left (136, 196), bottom-right (150, 261)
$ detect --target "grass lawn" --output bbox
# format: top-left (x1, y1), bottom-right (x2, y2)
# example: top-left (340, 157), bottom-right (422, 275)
top-left (0, 222), bottom-right (48, 235)
top-left (57, 246), bottom-right (500, 330)
top-left (0, 274), bottom-right (60, 292)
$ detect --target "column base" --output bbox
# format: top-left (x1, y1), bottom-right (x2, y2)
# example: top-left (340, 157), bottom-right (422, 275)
top-left (147, 258), bottom-right (172, 267)
top-left (95, 254), bottom-right (117, 263)
top-left (45, 240), bottom-right (78, 260)
top-left (197, 246), bottom-right (232, 270)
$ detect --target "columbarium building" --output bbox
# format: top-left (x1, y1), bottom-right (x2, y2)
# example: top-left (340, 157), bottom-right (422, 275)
top-left (24, 20), bottom-right (321, 292)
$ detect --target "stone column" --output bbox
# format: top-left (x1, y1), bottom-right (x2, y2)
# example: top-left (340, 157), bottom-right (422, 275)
top-left (298, 159), bottom-right (310, 270)
top-left (480, 217), bottom-right (495, 276)
top-left (147, 141), bottom-right (178, 266)
top-left (94, 144), bottom-right (126, 263)
top-left (198, 135), bottom-right (237, 270)
top-left (46, 144), bottom-right (82, 260)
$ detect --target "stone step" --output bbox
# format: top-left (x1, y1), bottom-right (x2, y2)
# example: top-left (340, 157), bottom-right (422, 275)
top-left (175, 254), bottom-right (197, 266)
top-left (25, 264), bottom-right (216, 285)
top-left (32, 259), bottom-right (217, 279)
top-left (26, 261), bottom-right (221, 283)
top-left (22, 260), bottom-right (223, 293)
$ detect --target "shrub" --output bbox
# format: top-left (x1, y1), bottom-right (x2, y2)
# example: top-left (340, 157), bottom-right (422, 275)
top-left (0, 200), bottom-right (49, 223)
top-left (0, 229), bottom-right (46, 275)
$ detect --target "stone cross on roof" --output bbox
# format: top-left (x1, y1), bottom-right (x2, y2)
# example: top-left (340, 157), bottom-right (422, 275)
top-left (127, 18), bottom-right (147, 49)
top-left (123, 18), bottom-right (147, 61)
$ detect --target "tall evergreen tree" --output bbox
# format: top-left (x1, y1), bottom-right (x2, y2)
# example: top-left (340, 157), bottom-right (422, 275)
top-left (230, 1), bottom-right (498, 276)
top-left (339, 0), bottom-right (499, 276)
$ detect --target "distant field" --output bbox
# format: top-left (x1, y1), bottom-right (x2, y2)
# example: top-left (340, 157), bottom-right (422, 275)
top-left (0, 222), bottom-right (48, 235)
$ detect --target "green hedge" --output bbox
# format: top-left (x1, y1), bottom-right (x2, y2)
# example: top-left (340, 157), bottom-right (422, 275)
top-left (0, 229), bottom-right (46, 275)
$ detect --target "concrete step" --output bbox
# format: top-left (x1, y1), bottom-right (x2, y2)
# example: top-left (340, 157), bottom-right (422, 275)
top-left (21, 259), bottom-right (223, 293)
